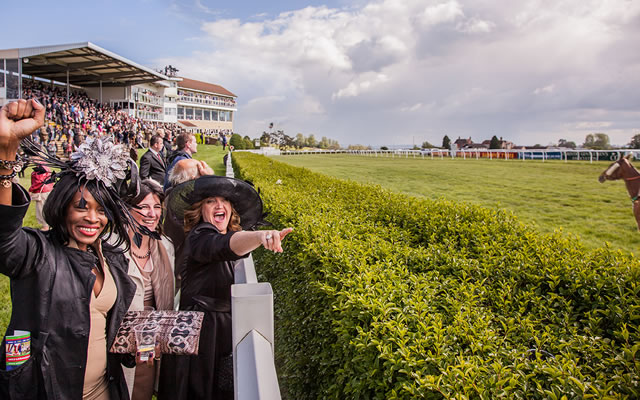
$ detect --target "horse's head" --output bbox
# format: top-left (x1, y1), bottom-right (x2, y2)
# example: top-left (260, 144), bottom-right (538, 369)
top-left (599, 153), bottom-right (633, 183)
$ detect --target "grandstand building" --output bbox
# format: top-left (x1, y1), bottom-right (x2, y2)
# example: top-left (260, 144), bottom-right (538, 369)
top-left (0, 42), bottom-right (236, 133)
top-left (176, 77), bottom-right (236, 134)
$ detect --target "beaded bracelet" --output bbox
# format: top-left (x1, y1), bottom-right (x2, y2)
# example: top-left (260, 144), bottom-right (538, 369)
top-left (0, 154), bottom-right (24, 172)
top-left (0, 170), bottom-right (17, 188)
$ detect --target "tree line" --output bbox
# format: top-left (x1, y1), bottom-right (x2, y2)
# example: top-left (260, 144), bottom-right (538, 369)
top-left (429, 133), bottom-right (640, 150)
top-left (558, 133), bottom-right (640, 150)
top-left (228, 131), bottom-right (640, 151)
top-left (228, 131), bottom-right (341, 150)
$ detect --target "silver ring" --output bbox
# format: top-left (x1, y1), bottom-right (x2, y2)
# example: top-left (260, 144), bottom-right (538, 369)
top-left (265, 234), bottom-right (272, 240)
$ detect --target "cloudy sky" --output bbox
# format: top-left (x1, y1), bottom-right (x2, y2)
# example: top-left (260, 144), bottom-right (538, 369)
top-left (2, 0), bottom-right (639, 147)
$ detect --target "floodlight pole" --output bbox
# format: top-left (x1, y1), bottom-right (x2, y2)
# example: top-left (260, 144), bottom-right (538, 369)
top-left (17, 58), bottom-right (23, 100)
top-left (66, 69), bottom-right (70, 101)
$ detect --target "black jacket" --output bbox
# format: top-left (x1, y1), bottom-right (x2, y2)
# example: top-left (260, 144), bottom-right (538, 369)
top-left (159, 223), bottom-right (245, 400)
top-left (139, 149), bottom-right (166, 185)
top-left (0, 185), bottom-right (136, 400)
top-left (163, 140), bottom-right (173, 161)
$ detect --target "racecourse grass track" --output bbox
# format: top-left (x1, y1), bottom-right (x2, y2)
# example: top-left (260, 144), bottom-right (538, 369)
top-left (274, 154), bottom-right (639, 255)
top-left (0, 144), bottom-right (227, 335)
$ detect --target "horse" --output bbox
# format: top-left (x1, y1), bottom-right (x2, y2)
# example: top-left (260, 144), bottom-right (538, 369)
top-left (598, 153), bottom-right (640, 230)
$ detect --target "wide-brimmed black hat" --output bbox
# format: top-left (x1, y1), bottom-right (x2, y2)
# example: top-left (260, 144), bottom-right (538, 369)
top-left (167, 175), bottom-right (264, 230)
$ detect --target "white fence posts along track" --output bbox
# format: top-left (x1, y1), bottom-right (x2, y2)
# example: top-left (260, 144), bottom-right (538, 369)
top-left (226, 151), bottom-right (282, 400)
top-left (277, 149), bottom-right (638, 163)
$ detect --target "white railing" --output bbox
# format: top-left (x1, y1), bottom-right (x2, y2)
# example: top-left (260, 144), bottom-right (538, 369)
top-left (279, 148), bottom-right (640, 163)
top-left (136, 110), bottom-right (163, 121)
top-left (228, 151), bottom-right (282, 400)
top-left (177, 95), bottom-right (237, 109)
top-left (134, 92), bottom-right (163, 106)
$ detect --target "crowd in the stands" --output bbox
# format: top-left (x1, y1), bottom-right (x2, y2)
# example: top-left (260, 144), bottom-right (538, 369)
top-left (22, 81), bottom-right (179, 153)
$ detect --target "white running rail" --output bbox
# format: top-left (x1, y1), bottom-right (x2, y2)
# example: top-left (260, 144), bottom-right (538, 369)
top-left (227, 151), bottom-right (282, 400)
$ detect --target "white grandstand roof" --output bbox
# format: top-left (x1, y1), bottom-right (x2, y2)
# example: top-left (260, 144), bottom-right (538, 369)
top-left (0, 42), bottom-right (170, 87)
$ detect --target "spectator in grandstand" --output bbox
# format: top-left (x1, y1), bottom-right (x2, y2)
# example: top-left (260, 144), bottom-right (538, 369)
top-left (43, 124), bottom-right (50, 137)
top-left (46, 140), bottom-right (57, 158)
top-left (158, 129), bottom-right (172, 158)
top-left (129, 147), bottom-right (139, 163)
top-left (28, 158), bottom-right (54, 230)
top-left (32, 125), bottom-right (42, 145)
top-left (135, 132), bottom-right (145, 149)
top-left (144, 129), bottom-right (152, 147)
top-left (140, 135), bottom-right (166, 186)
top-left (163, 132), bottom-right (198, 190)
top-left (73, 128), bottom-right (84, 147)
top-left (120, 179), bottom-right (176, 400)
top-left (159, 175), bottom-right (292, 400)
top-left (63, 137), bottom-right (74, 159)
top-left (17, 148), bottom-right (27, 179)
top-left (0, 98), bottom-right (137, 399)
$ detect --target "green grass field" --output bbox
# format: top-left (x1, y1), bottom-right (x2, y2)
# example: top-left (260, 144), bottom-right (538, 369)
top-left (0, 144), bottom-right (228, 336)
top-left (273, 154), bottom-right (639, 255)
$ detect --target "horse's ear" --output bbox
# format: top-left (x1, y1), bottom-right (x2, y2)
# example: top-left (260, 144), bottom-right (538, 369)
top-left (625, 152), bottom-right (634, 160)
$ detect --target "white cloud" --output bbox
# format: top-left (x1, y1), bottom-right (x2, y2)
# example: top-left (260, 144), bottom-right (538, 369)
top-left (405, 103), bottom-right (421, 112)
top-left (574, 121), bottom-right (613, 130)
top-left (533, 84), bottom-right (556, 95)
top-left (421, 1), bottom-right (464, 26)
top-left (458, 17), bottom-right (495, 33)
top-left (246, 95), bottom-right (286, 107)
top-left (332, 73), bottom-right (389, 99)
top-left (194, 0), bottom-right (220, 16)
top-left (161, 0), bottom-right (640, 146)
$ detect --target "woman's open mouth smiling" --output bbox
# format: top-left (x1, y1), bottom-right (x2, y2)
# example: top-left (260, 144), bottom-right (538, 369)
top-left (213, 211), bottom-right (226, 223)
top-left (77, 225), bottom-right (101, 237)
top-left (141, 218), bottom-right (157, 227)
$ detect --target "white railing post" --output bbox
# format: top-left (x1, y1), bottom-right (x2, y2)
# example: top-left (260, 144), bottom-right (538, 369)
top-left (232, 284), bottom-right (274, 349)
top-left (231, 283), bottom-right (281, 400)
top-left (226, 151), bottom-right (234, 178)
top-left (235, 331), bottom-right (282, 400)
top-left (235, 254), bottom-right (257, 284)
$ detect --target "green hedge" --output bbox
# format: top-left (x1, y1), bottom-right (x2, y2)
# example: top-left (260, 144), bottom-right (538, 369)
top-left (233, 152), bottom-right (640, 399)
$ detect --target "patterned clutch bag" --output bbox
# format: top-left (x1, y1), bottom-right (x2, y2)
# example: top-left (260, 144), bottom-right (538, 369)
top-left (109, 310), bottom-right (205, 355)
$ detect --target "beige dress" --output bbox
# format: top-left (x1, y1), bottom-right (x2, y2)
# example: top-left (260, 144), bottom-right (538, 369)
top-left (83, 258), bottom-right (117, 400)
top-left (119, 236), bottom-right (176, 399)
top-left (131, 258), bottom-right (156, 400)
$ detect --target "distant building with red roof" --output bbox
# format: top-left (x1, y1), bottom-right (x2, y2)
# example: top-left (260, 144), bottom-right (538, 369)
top-left (176, 77), bottom-right (237, 133)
